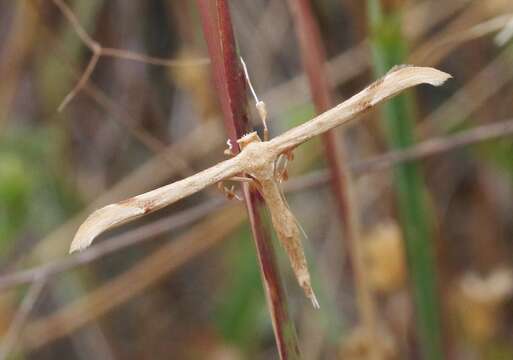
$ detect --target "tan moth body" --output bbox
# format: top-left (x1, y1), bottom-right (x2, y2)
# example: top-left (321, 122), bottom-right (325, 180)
top-left (259, 177), bottom-right (319, 308)
top-left (237, 132), bottom-right (319, 307)
top-left (70, 66), bottom-right (451, 306)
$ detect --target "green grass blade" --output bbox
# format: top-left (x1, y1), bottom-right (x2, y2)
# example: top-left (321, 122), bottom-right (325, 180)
top-left (367, 1), bottom-right (444, 359)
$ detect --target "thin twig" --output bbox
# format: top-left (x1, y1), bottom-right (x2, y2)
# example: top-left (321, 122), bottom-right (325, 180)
top-left (410, 6), bottom-right (513, 65)
top-left (403, 0), bottom-right (470, 41)
top-left (353, 117), bottom-right (513, 175)
top-left (52, 0), bottom-right (96, 48)
top-left (99, 47), bottom-right (209, 66)
top-left (0, 279), bottom-right (46, 360)
top-left (57, 50), bottom-right (100, 111)
top-left (0, 198), bottom-right (224, 291)
top-left (51, 0), bottom-right (208, 111)
top-left (288, 117), bottom-right (513, 188)
top-left (421, 46), bottom-right (513, 136)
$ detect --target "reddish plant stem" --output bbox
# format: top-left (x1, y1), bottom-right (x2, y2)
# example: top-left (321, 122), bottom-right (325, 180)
top-left (287, 0), bottom-right (379, 356)
top-left (196, 1), bottom-right (301, 358)
top-left (287, 0), bottom-right (351, 259)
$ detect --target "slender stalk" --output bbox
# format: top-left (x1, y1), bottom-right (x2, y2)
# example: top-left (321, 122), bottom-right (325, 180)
top-left (367, 1), bottom-right (444, 359)
top-left (196, 1), bottom-right (301, 358)
top-left (287, 0), bottom-right (379, 357)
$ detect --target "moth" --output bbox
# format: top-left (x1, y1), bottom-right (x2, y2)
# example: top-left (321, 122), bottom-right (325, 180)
top-left (69, 66), bottom-right (451, 308)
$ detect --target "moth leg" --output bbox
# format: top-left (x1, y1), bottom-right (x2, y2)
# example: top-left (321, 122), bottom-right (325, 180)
top-left (275, 149), bottom-right (294, 182)
top-left (217, 175), bottom-right (255, 201)
top-left (217, 182), bottom-right (242, 201)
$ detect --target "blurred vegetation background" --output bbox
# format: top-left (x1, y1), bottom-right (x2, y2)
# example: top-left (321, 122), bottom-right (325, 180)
top-left (1, 0), bottom-right (513, 359)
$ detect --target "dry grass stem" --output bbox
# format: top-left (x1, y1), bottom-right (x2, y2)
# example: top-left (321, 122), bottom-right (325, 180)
top-left (410, 12), bottom-right (513, 65)
top-left (0, 279), bottom-right (46, 360)
top-left (24, 204), bottom-right (245, 350)
top-left (70, 65), bottom-right (451, 304)
top-left (421, 47), bottom-right (513, 136)
top-left (496, 16), bottom-right (513, 45)
top-left (0, 198), bottom-right (225, 291)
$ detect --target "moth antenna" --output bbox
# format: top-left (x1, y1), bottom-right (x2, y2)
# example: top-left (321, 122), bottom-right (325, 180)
top-left (240, 56), bottom-right (269, 140)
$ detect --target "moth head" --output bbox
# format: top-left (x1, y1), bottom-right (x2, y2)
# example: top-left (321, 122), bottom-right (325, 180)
top-left (237, 132), bottom-right (261, 150)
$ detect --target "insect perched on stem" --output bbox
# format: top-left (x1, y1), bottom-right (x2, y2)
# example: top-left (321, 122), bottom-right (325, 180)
top-left (69, 65), bottom-right (451, 308)
top-left (220, 58), bottom-right (319, 307)
top-left (236, 131), bottom-right (319, 308)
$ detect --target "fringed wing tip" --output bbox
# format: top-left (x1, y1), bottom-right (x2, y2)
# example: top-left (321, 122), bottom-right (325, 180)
top-left (69, 238), bottom-right (89, 253)
top-left (365, 66), bottom-right (452, 109)
top-left (422, 67), bottom-right (452, 86)
top-left (389, 65), bottom-right (452, 87)
top-left (69, 217), bottom-right (105, 253)
top-left (69, 203), bottom-right (145, 253)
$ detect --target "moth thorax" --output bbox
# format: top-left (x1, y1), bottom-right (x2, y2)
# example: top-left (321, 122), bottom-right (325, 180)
top-left (236, 132), bottom-right (261, 150)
